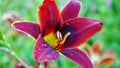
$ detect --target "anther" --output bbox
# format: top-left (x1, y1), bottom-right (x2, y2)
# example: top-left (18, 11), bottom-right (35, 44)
top-left (60, 32), bottom-right (71, 44)
top-left (56, 31), bottom-right (62, 40)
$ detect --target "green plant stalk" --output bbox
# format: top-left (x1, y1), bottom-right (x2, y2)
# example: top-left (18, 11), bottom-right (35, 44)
top-left (0, 44), bottom-right (32, 68)
top-left (8, 44), bottom-right (33, 68)
top-left (10, 49), bottom-right (31, 68)
top-left (0, 29), bottom-right (32, 68)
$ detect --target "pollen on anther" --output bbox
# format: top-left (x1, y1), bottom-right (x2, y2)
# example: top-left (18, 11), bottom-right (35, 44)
top-left (56, 31), bottom-right (62, 40)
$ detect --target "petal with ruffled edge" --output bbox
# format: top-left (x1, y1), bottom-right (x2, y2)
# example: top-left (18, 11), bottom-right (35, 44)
top-left (62, 48), bottom-right (93, 68)
top-left (61, 0), bottom-right (81, 22)
top-left (33, 34), bottom-right (59, 62)
top-left (12, 21), bottom-right (40, 39)
top-left (38, 0), bottom-right (62, 35)
top-left (61, 18), bottom-right (102, 49)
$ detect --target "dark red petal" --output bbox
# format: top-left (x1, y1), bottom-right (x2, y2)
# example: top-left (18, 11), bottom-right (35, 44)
top-left (33, 35), bottom-right (59, 62)
top-left (61, 18), bottom-right (102, 49)
top-left (62, 48), bottom-right (93, 68)
top-left (61, 0), bottom-right (81, 22)
top-left (38, 0), bottom-right (62, 35)
top-left (12, 21), bottom-right (40, 39)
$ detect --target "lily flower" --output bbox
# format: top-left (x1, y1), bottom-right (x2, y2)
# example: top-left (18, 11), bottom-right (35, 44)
top-left (82, 41), bottom-right (115, 68)
top-left (12, 0), bottom-right (102, 68)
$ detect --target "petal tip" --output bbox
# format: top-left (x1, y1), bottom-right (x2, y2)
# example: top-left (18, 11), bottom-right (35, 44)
top-left (12, 21), bottom-right (41, 39)
top-left (75, 0), bottom-right (82, 8)
top-left (11, 21), bottom-right (21, 29)
top-left (97, 21), bottom-right (103, 31)
top-left (61, 0), bottom-right (82, 21)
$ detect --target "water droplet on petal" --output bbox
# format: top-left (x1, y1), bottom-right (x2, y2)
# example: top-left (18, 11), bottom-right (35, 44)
top-left (42, 42), bottom-right (48, 48)
top-left (38, 48), bottom-right (42, 51)
top-left (21, 25), bottom-right (24, 28)
top-left (98, 24), bottom-right (101, 27)
top-left (97, 23), bottom-right (102, 30)
top-left (70, 54), bottom-right (74, 56)
top-left (47, 55), bottom-right (51, 58)
top-left (66, 23), bottom-right (69, 26)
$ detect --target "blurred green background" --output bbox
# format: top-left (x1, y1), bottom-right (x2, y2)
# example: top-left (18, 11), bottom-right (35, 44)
top-left (0, 0), bottom-right (120, 68)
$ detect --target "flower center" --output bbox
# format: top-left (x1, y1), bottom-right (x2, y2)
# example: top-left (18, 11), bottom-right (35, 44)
top-left (43, 31), bottom-right (71, 52)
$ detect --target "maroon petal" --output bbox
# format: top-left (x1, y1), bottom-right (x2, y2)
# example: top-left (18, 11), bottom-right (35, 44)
top-left (33, 35), bottom-right (59, 62)
top-left (62, 48), bottom-right (93, 68)
top-left (61, 18), bottom-right (102, 49)
top-left (38, 0), bottom-right (62, 35)
top-left (12, 21), bottom-right (40, 39)
top-left (61, 0), bottom-right (81, 22)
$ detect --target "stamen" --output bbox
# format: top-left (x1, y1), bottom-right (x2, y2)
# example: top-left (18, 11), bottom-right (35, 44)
top-left (56, 31), bottom-right (62, 40)
top-left (54, 32), bottom-right (71, 51)
top-left (60, 32), bottom-right (71, 44)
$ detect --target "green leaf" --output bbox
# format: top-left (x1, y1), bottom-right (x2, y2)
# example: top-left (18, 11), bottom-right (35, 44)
top-left (0, 29), bottom-right (4, 40)
top-left (0, 28), bottom-right (4, 46)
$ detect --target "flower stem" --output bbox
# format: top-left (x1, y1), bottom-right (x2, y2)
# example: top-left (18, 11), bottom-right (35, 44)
top-left (0, 44), bottom-right (32, 68)
top-left (0, 29), bottom-right (32, 68)
top-left (10, 49), bottom-right (32, 68)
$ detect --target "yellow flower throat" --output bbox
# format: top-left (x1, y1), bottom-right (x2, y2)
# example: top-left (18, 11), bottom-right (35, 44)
top-left (44, 31), bottom-right (71, 51)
